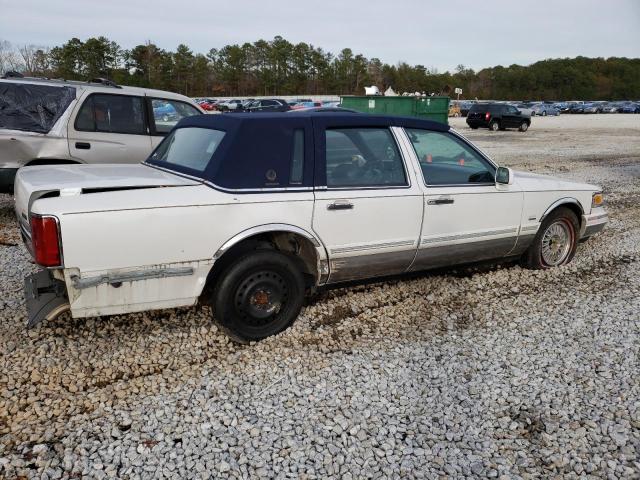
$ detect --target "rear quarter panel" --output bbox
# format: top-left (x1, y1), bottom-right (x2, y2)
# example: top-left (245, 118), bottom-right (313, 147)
top-left (31, 184), bottom-right (316, 317)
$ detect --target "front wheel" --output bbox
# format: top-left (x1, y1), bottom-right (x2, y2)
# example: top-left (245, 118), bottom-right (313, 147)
top-left (522, 207), bottom-right (579, 269)
top-left (519, 121), bottom-right (529, 132)
top-left (210, 250), bottom-right (305, 342)
top-left (489, 120), bottom-right (500, 131)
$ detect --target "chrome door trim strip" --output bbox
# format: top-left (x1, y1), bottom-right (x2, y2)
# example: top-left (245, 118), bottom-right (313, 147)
top-left (520, 225), bottom-right (539, 232)
top-left (421, 228), bottom-right (518, 246)
top-left (327, 249), bottom-right (417, 283)
top-left (71, 266), bottom-right (194, 290)
top-left (331, 239), bottom-right (416, 255)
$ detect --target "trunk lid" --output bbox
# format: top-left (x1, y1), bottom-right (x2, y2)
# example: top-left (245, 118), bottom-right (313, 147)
top-left (14, 163), bottom-right (200, 242)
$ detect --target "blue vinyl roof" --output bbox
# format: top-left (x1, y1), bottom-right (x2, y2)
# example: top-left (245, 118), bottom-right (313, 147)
top-left (176, 111), bottom-right (450, 132)
top-left (148, 112), bottom-right (450, 191)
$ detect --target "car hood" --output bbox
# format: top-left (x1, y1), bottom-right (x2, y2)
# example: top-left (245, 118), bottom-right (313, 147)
top-left (14, 163), bottom-right (200, 226)
top-left (513, 170), bottom-right (600, 192)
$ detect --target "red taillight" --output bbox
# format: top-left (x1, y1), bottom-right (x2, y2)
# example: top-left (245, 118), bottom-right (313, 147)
top-left (30, 216), bottom-right (62, 267)
top-left (485, 112), bottom-right (490, 121)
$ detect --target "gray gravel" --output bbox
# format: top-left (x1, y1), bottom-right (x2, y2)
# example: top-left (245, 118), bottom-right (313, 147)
top-left (1, 114), bottom-right (639, 479)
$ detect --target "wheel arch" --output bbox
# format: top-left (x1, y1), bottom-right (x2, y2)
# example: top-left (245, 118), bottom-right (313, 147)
top-left (201, 224), bottom-right (329, 302)
top-left (540, 197), bottom-right (584, 228)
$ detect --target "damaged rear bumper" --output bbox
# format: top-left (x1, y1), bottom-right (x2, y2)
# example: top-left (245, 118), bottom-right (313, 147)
top-left (24, 270), bottom-right (70, 328)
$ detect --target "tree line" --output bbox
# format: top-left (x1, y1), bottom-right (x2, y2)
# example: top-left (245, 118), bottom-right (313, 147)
top-left (1, 37), bottom-right (639, 100)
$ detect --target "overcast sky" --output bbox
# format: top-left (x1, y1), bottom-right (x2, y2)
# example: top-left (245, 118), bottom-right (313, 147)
top-left (1, 0), bottom-right (639, 71)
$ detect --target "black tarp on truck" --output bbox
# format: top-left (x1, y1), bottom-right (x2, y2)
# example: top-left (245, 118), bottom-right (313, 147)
top-left (0, 81), bottom-right (76, 133)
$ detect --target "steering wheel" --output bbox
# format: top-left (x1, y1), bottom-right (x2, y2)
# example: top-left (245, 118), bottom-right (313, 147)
top-left (468, 170), bottom-right (492, 183)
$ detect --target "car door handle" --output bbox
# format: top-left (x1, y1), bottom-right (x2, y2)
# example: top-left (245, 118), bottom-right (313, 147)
top-left (75, 142), bottom-right (91, 150)
top-left (428, 198), bottom-right (454, 205)
top-left (327, 201), bottom-right (354, 211)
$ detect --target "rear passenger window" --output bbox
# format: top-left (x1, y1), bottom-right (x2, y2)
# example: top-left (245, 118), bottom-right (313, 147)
top-left (325, 128), bottom-right (406, 188)
top-left (151, 98), bottom-right (201, 134)
top-left (406, 129), bottom-right (495, 185)
top-left (75, 94), bottom-right (145, 134)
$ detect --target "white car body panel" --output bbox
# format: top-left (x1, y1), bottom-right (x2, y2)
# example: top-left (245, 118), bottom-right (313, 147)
top-left (15, 123), bottom-right (607, 324)
top-left (27, 177), bottom-right (317, 318)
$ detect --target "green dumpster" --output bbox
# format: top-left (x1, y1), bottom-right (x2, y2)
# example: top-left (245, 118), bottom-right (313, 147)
top-left (340, 95), bottom-right (450, 124)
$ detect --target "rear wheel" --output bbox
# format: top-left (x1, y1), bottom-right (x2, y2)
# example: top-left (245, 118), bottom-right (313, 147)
top-left (522, 207), bottom-right (579, 269)
top-left (519, 121), bottom-right (529, 132)
top-left (489, 120), bottom-right (500, 131)
top-left (542, 110), bottom-right (547, 116)
top-left (210, 251), bottom-right (305, 342)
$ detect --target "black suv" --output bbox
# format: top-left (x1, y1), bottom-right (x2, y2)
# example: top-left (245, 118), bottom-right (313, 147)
top-left (466, 103), bottom-right (531, 132)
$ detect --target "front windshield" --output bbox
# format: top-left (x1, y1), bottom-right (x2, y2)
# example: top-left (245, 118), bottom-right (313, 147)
top-left (148, 127), bottom-right (225, 175)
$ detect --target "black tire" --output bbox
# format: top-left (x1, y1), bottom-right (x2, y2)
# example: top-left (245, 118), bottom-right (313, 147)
top-left (489, 120), bottom-right (500, 131)
top-left (542, 111), bottom-right (547, 116)
top-left (521, 207), bottom-right (579, 269)
top-left (519, 121), bottom-right (529, 132)
top-left (470, 126), bottom-right (478, 129)
top-left (211, 250), bottom-right (305, 342)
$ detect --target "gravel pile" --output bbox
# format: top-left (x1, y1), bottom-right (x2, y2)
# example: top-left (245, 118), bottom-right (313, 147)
top-left (1, 115), bottom-right (639, 479)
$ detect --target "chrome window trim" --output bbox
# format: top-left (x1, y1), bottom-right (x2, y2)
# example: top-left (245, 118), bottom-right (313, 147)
top-left (144, 162), bottom-right (314, 193)
top-left (402, 127), bottom-right (500, 189)
top-left (324, 126), bottom-right (412, 191)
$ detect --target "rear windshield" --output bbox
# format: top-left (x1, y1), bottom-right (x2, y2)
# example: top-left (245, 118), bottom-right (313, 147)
top-left (0, 82), bottom-right (76, 133)
top-left (148, 127), bottom-right (225, 175)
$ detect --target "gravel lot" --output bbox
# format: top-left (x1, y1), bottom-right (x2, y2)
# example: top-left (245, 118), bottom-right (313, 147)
top-left (1, 114), bottom-right (639, 479)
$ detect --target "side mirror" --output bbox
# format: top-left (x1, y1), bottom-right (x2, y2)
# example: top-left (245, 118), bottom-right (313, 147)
top-left (496, 166), bottom-right (514, 185)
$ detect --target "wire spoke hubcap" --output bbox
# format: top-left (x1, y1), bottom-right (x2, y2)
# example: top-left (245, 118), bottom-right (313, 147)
top-left (541, 220), bottom-right (572, 266)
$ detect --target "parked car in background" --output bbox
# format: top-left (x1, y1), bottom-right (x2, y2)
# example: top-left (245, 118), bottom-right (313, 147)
top-left (15, 112), bottom-right (607, 341)
top-left (598, 102), bottom-right (618, 113)
top-left (568, 103), bottom-right (586, 114)
top-left (458, 101), bottom-right (474, 117)
top-left (467, 103), bottom-right (531, 131)
top-left (582, 103), bottom-right (599, 114)
top-left (553, 102), bottom-right (570, 113)
top-left (243, 99), bottom-right (291, 112)
top-left (531, 104), bottom-right (560, 116)
top-left (514, 103), bottom-right (534, 117)
top-left (153, 101), bottom-right (178, 121)
top-left (217, 99), bottom-right (244, 111)
top-left (291, 101), bottom-right (322, 110)
top-left (448, 103), bottom-right (461, 117)
top-left (321, 101), bottom-right (342, 108)
top-left (0, 75), bottom-right (204, 192)
top-left (620, 102), bottom-right (640, 113)
top-left (198, 99), bottom-right (219, 111)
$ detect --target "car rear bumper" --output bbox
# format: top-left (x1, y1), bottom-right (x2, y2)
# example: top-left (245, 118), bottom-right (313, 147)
top-left (0, 168), bottom-right (18, 193)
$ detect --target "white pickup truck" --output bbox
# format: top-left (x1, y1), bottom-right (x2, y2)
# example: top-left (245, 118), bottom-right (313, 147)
top-left (15, 112), bottom-right (608, 342)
